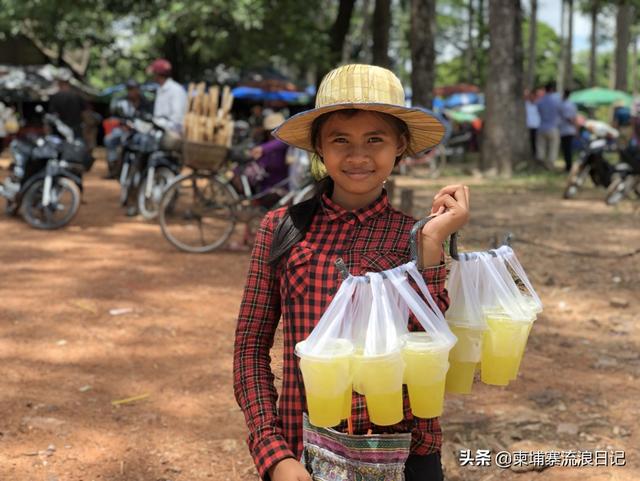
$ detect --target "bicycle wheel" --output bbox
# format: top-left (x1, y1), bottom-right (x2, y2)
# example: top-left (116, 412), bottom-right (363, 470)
top-left (159, 173), bottom-right (237, 253)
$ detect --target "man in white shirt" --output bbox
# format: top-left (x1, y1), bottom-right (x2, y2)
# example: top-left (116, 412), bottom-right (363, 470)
top-left (147, 59), bottom-right (187, 133)
top-left (525, 89), bottom-right (541, 160)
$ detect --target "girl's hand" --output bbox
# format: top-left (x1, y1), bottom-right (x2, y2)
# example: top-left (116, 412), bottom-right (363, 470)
top-left (268, 458), bottom-right (312, 481)
top-left (422, 184), bottom-right (470, 244)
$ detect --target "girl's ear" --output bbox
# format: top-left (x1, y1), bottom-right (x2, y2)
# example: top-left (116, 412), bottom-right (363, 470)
top-left (396, 134), bottom-right (408, 157)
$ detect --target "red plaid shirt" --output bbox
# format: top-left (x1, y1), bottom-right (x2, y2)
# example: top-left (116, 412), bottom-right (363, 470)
top-left (233, 190), bottom-right (449, 479)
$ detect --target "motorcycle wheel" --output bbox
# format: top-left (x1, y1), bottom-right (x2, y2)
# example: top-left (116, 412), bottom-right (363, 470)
top-left (119, 156), bottom-right (136, 206)
top-left (137, 166), bottom-right (176, 220)
top-left (605, 174), bottom-right (626, 206)
top-left (22, 177), bottom-right (81, 229)
top-left (563, 163), bottom-right (588, 199)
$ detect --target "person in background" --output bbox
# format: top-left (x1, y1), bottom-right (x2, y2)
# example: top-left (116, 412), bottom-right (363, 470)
top-left (525, 89), bottom-right (540, 160)
top-left (48, 70), bottom-right (86, 138)
top-left (248, 104), bottom-right (265, 143)
top-left (536, 81), bottom-right (561, 170)
top-left (104, 80), bottom-right (154, 178)
top-left (147, 59), bottom-right (187, 132)
top-left (559, 89), bottom-right (578, 172)
top-left (250, 112), bottom-right (290, 204)
top-left (0, 101), bottom-right (19, 153)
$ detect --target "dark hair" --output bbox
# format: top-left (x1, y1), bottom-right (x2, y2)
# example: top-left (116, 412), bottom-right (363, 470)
top-left (267, 109), bottom-right (410, 266)
top-left (544, 81), bottom-right (556, 92)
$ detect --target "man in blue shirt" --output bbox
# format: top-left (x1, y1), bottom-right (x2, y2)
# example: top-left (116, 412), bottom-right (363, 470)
top-left (559, 90), bottom-right (578, 171)
top-left (536, 82), bottom-right (562, 170)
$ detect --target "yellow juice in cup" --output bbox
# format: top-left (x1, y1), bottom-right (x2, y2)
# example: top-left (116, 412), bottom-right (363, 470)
top-left (402, 333), bottom-right (451, 418)
top-left (296, 339), bottom-right (353, 428)
top-left (446, 360), bottom-right (478, 394)
top-left (358, 351), bottom-right (404, 426)
top-left (445, 324), bottom-right (485, 394)
top-left (480, 314), bottom-right (529, 386)
top-left (352, 348), bottom-right (365, 395)
top-left (509, 320), bottom-right (534, 380)
top-left (342, 387), bottom-right (352, 420)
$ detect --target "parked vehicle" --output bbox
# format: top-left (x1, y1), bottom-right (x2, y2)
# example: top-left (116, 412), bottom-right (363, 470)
top-left (605, 144), bottom-right (640, 205)
top-left (563, 133), bottom-right (618, 200)
top-left (0, 107), bottom-right (92, 229)
top-left (117, 113), bottom-right (182, 219)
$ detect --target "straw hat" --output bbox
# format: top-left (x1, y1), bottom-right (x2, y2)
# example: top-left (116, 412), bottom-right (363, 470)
top-left (274, 64), bottom-right (449, 155)
top-left (263, 112), bottom-right (286, 131)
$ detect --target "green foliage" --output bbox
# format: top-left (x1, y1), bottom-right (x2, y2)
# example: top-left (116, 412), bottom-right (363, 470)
top-left (0, 0), bottom-right (634, 93)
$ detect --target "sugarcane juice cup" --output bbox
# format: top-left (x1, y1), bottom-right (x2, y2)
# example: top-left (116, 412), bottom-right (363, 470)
top-left (445, 323), bottom-right (485, 394)
top-left (509, 317), bottom-right (535, 380)
top-left (296, 339), bottom-right (353, 428)
top-left (358, 350), bottom-right (404, 426)
top-left (480, 312), bottom-right (530, 386)
top-left (402, 333), bottom-right (451, 418)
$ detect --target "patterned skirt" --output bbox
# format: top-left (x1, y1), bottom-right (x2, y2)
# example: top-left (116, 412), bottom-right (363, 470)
top-left (301, 414), bottom-right (412, 481)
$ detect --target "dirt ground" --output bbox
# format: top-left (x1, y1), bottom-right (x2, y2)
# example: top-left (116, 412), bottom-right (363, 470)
top-left (1, 151), bottom-right (638, 481)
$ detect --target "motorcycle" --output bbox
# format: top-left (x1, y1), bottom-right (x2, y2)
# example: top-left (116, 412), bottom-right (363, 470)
top-left (0, 107), bottom-right (92, 229)
top-left (117, 113), bottom-right (182, 219)
top-left (605, 144), bottom-right (640, 205)
top-left (563, 130), bottom-right (618, 200)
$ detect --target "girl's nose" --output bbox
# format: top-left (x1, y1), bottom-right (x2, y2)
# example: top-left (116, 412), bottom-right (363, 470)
top-left (345, 144), bottom-right (370, 162)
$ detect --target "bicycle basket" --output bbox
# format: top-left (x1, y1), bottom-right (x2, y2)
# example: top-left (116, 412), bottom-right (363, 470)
top-left (182, 140), bottom-right (229, 171)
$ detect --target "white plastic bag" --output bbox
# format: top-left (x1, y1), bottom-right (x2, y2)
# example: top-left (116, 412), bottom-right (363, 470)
top-left (494, 245), bottom-right (543, 314)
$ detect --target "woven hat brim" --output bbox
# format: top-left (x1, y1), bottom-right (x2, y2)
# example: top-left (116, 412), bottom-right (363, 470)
top-left (273, 103), bottom-right (450, 155)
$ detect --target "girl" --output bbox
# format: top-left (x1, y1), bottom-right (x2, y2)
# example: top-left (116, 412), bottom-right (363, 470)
top-left (233, 64), bottom-right (470, 481)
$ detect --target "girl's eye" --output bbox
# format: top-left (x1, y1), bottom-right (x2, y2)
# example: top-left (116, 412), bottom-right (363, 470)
top-left (368, 137), bottom-right (383, 143)
top-left (332, 137), bottom-right (348, 143)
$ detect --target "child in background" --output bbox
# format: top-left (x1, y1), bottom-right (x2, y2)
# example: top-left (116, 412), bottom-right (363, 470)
top-left (233, 64), bottom-right (470, 481)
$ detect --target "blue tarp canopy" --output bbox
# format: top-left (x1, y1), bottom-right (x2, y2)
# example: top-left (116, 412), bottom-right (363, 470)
top-left (231, 86), bottom-right (311, 104)
top-left (444, 92), bottom-right (481, 108)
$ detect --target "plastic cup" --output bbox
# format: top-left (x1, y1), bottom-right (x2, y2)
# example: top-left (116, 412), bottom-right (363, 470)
top-left (509, 320), bottom-right (534, 380)
top-left (445, 324), bottom-right (485, 394)
top-left (358, 350), bottom-right (404, 426)
top-left (402, 333), bottom-right (451, 418)
top-left (480, 312), bottom-right (530, 386)
top-left (296, 339), bottom-right (353, 428)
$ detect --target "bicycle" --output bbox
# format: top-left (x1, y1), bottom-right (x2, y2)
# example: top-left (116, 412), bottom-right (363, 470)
top-left (158, 140), bottom-right (315, 253)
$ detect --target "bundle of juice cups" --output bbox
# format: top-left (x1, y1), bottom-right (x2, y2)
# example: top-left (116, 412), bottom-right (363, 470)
top-left (445, 245), bottom-right (543, 391)
top-left (295, 261), bottom-right (457, 428)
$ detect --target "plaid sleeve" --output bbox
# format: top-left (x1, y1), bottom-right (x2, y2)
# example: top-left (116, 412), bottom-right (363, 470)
top-left (233, 211), bottom-right (295, 479)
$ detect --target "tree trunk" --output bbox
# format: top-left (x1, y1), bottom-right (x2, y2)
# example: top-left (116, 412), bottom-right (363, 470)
top-left (589, 2), bottom-right (598, 87)
top-left (565, 0), bottom-right (574, 91)
top-left (411, 0), bottom-right (437, 109)
top-left (317, 0), bottom-right (356, 85)
top-left (633, 35), bottom-right (639, 97)
top-left (526, 0), bottom-right (537, 91)
top-left (615, 0), bottom-right (633, 91)
top-left (465, 0), bottom-right (475, 84)
top-left (372, 0), bottom-right (391, 68)
top-left (482, 0), bottom-right (528, 177)
top-left (476, 0), bottom-right (487, 84)
top-left (330, 0), bottom-right (357, 65)
top-left (557, 0), bottom-right (566, 92)
top-left (348, 0), bottom-right (372, 62)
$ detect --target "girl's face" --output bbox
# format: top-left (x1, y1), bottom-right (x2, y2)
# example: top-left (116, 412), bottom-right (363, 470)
top-left (317, 110), bottom-right (407, 208)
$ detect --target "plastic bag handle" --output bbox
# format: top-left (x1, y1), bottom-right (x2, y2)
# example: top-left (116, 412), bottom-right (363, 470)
top-left (405, 264), bottom-right (448, 324)
top-left (410, 217), bottom-right (459, 262)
